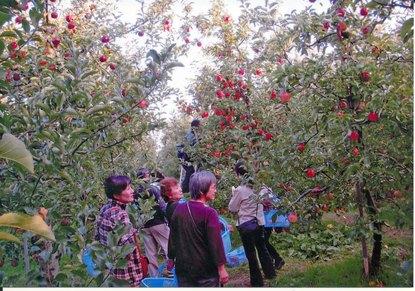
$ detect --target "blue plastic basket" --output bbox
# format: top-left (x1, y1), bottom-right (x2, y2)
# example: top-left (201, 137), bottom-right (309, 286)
top-left (219, 216), bottom-right (232, 254)
top-left (226, 245), bottom-right (248, 268)
top-left (264, 209), bottom-right (290, 228)
top-left (141, 277), bottom-right (178, 287)
top-left (81, 247), bottom-right (100, 278)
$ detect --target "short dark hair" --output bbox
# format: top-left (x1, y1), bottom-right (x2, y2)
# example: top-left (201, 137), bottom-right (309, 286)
top-left (137, 168), bottom-right (150, 179)
top-left (234, 160), bottom-right (248, 176)
top-left (189, 171), bottom-right (217, 199)
top-left (191, 119), bottom-right (200, 127)
top-left (104, 175), bottom-right (131, 199)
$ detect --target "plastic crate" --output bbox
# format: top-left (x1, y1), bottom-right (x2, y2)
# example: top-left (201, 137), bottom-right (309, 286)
top-left (226, 245), bottom-right (248, 268)
top-left (141, 277), bottom-right (178, 287)
top-left (264, 209), bottom-right (290, 228)
top-left (219, 216), bottom-right (232, 254)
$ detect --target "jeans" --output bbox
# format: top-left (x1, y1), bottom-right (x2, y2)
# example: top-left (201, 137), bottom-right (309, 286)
top-left (264, 227), bottom-right (284, 266)
top-left (238, 225), bottom-right (276, 287)
top-left (177, 275), bottom-right (220, 287)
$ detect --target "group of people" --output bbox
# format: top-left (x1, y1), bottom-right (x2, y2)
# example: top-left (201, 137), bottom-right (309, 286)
top-left (94, 161), bottom-right (284, 287)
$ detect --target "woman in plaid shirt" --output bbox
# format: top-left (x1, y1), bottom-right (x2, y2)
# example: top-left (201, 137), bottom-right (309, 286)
top-left (95, 175), bottom-right (143, 286)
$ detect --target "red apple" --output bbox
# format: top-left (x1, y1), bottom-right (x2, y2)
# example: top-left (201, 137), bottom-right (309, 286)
top-left (212, 150), bottom-right (221, 158)
top-left (360, 7), bottom-right (369, 16)
top-left (99, 55), bottom-right (108, 62)
top-left (337, 21), bottom-right (347, 32)
top-left (280, 91), bottom-right (291, 104)
top-left (360, 71), bottom-right (370, 82)
top-left (51, 11), bottom-right (58, 19)
top-left (288, 213), bottom-right (298, 223)
top-left (201, 111), bottom-right (209, 118)
top-left (270, 90), bottom-right (277, 100)
top-left (101, 35), bottom-right (110, 43)
top-left (242, 124), bottom-right (250, 131)
top-left (321, 204), bottom-right (329, 212)
top-left (65, 14), bottom-right (73, 23)
top-left (297, 142), bottom-right (306, 153)
top-left (13, 73), bottom-right (21, 81)
top-left (326, 192), bottom-right (334, 201)
top-left (255, 68), bottom-right (262, 76)
top-left (51, 37), bottom-right (61, 48)
top-left (60, 217), bottom-right (70, 226)
top-left (215, 73), bottom-right (223, 82)
top-left (352, 147), bottom-right (360, 157)
top-left (361, 26), bottom-right (370, 35)
top-left (67, 22), bottom-right (75, 29)
top-left (15, 16), bottom-right (23, 24)
top-left (336, 8), bottom-right (346, 17)
top-left (138, 99), bottom-right (149, 109)
top-left (368, 111), bottom-right (379, 122)
top-left (109, 63), bottom-right (116, 70)
top-left (223, 15), bottom-right (231, 24)
top-left (138, 31), bottom-right (144, 37)
top-left (196, 41), bottom-right (202, 47)
top-left (216, 90), bottom-right (225, 99)
top-left (48, 64), bottom-right (56, 71)
top-left (9, 41), bottom-right (18, 50)
top-left (264, 132), bottom-right (273, 141)
top-left (237, 68), bottom-right (245, 76)
top-left (338, 100), bottom-right (348, 110)
top-left (323, 21), bottom-right (330, 31)
top-left (38, 59), bottom-right (48, 67)
top-left (348, 130), bottom-right (360, 142)
top-left (306, 168), bottom-right (316, 178)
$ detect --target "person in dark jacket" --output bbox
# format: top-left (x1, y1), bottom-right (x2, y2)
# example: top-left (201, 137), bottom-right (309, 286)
top-left (168, 171), bottom-right (229, 287)
top-left (160, 177), bottom-right (183, 225)
top-left (135, 168), bottom-right (169, 277)
top-left (177, 119), bottom-right (200, 193)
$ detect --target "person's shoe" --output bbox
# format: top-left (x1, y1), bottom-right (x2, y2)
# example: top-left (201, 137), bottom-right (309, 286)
top-left (275, 259), bottom-right (285, 270)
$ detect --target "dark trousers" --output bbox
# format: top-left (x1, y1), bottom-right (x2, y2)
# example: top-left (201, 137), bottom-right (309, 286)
top-left (177, 275), bottom-right (219, 287)
top-left (238, 226), bottom-right (276, 287)
top-left (264, 227), bottom-right (284, 265)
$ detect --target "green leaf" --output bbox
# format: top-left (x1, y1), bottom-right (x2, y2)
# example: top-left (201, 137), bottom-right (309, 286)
top-left (22, 19), bottom-right (30, 33)
top-left (146, 49), bottom-right (161, 64)
top-left (0, 212), bottom-right (55, 241)
top-left (165, 62), bottom-right (184, 70)
top-left (0, 133), bottom-right (34, 173)
top-left (400, 18), bottom-right (413, 43)
top-left (0, 30), bottom-right (17, 38)
top-left (0, 39), bottom-right (4, 55)
top-left (0, 231), bottom-right (21, 244)
top-left (29, 8), bottom-right (41, 27)
top-left (0, 10), bottom-right (10, 27)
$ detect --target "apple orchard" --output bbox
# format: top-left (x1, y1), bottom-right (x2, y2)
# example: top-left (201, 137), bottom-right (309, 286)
top-left (0, 0), bottom-right (413, 287)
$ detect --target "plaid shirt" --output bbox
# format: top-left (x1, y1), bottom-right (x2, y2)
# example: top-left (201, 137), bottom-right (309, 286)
top-left (95, 199), bottom-right (143, 286)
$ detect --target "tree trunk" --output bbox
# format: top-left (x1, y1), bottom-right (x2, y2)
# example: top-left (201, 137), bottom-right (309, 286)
top-left (356, 180), bottom-right (370, 278)
top-left (364, 189), bottom-right (382, 276)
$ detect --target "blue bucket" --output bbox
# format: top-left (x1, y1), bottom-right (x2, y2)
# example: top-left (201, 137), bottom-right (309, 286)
top-left (226, 245), bottom-right (248, 268)
top-left (140, 277), bottom-right (178, 287)
top-left (219, 216), bottom-right (232, 255)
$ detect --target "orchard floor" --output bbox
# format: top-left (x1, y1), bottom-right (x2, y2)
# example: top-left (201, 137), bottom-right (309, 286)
top-left (226, 212), bottom-right (413, 288)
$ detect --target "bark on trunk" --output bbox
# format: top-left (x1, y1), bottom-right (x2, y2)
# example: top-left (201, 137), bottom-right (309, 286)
top-left (356, 180), bottom-right (370, 278)
top-left (364, 189), bottom-right (382, 276)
